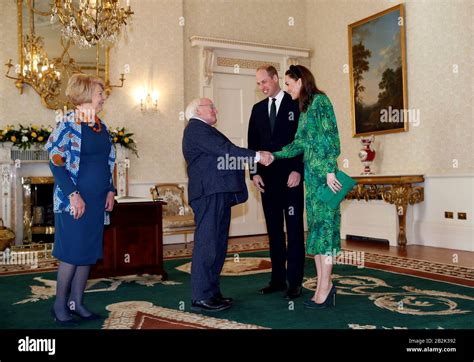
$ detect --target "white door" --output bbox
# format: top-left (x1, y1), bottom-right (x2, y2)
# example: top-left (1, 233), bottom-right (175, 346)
top-left (212, 73), bottom-right (267, 236)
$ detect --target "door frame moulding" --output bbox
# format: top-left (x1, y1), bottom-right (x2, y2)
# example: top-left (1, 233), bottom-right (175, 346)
top-left (190, 36), bottom-right (311, 98)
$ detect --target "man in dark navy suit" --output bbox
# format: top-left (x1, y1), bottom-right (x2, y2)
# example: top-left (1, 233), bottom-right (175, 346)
top-left (248, 65), bottom-right (305, 299)
top-left (182, 98), bottom-right (272, 312)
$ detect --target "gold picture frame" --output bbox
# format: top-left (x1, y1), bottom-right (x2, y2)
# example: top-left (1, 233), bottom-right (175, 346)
top-left (348, 4), bottom-right (408, 137)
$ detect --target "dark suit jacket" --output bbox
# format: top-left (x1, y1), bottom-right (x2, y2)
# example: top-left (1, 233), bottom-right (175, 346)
top-left (247, 92), bottom-right (303, 182)
top-left (183, 118), bottom-right (256, 205)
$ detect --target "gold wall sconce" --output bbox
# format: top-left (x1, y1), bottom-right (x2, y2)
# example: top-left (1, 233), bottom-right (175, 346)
top-left (136, 88), bottom-right (159, 113)
top-left (5, 34), bottom-right (61, 101)
top-left (4, 2), bottom-right (63, 107)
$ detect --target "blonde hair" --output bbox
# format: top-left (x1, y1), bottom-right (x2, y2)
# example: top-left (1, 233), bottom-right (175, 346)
top-left (65, 73), bottom-right (105, 106)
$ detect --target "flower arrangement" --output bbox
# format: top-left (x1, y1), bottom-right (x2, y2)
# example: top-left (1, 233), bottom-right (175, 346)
top-left (109, 127), bottom-right (139, 157)
top-left (0, 126), bottom-right (15, 143)
top-left (0, 124), bottom-right (53, 150)
top-left (1, 124), bottom-right (138, 156)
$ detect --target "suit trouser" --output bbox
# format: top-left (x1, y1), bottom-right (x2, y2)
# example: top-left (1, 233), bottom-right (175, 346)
top-left (261, 180), bottom-right (305, 288)
top-left (190, 192), bottom-right (232, 301)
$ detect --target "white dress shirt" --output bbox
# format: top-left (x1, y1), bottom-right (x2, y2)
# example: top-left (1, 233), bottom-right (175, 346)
top-left (267, 89), bottom-right (285, 117)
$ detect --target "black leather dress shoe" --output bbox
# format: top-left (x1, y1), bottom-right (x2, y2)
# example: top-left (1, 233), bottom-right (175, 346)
top-left (284, 286), bottom-right (302, 299)
top-left (191, 298), bottom-right (232, 312)
top-left (259, 283), bottom-right (287, 294)
top-left (215, 292), bottom-right (233, 304)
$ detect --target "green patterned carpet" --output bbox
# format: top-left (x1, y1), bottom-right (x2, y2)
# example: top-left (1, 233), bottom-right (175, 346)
top-left (0, 252), bottom-right (473, 329)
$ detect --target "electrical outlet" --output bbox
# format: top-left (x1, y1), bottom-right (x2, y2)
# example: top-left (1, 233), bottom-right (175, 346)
top-left (457, 212), bottom-right (467, 220)
top-left (444, 211), bottom-right (454, 219)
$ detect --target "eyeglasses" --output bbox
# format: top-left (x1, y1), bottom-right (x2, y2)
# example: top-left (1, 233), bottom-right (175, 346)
top-left (198, 104), bottom-right (217, 110)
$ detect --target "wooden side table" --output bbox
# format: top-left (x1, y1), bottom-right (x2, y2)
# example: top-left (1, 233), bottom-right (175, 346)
top-left (91, 200), bottom-right (168, 279)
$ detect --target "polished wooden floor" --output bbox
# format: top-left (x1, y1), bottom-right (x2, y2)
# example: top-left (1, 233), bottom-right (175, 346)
top-left (164, 234), bottom-right (473, 268)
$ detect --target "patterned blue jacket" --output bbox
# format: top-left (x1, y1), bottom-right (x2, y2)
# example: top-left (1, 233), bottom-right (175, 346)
top-left (45, 112), bottom-right (116, 220)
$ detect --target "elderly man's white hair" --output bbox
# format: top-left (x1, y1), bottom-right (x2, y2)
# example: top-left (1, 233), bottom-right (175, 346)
top-left (185, 98), bottom-right (203, 121)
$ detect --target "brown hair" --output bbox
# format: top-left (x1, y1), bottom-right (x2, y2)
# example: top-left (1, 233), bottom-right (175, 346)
top-left (65, 73), bottom-right (105, 106)
top-left (285, 65), bottom-right (325, 112)
top-left (256, 64), bottom-right (279, 79)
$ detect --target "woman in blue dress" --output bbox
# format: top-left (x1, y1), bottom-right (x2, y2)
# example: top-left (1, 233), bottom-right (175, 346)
top-left (45, 74), bottom-right (116, 325)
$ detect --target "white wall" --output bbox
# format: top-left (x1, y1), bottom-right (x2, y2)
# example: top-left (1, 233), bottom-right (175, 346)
top-left (413, 175), bottom-right (474, 251)
top-left (1, 0), bottom-right (472, 250)
top-left (0, 0), bottom-right (187, 187)
top-left (183, 0), bottom-right (308, 103)
top-left (307, 0), bottom-right (473, 250)
top-left (305, 0), bottom-right (473, 176)
top-left (341, 174), bottom-right (474, 251)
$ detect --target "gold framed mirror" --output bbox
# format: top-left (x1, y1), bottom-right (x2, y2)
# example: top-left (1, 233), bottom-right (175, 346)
top-left (6, 0), bottom-right (123, 110)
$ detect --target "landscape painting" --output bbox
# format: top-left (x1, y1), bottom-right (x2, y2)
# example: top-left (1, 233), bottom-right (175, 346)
top-left (348, 5), bottom-right (408, 136)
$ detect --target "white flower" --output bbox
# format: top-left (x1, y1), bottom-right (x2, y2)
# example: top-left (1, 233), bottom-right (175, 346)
top-left (22, 136), bottom-right (29, 142)
top-left (21, 129), bottom-right (28, 134)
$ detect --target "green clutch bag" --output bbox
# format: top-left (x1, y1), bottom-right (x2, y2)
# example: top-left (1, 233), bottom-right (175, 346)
top-left (317, 170), bottom-right (357, 209)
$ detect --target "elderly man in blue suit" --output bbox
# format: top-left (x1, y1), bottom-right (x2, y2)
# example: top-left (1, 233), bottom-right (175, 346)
top-left (182, 98), bottom-right (272, 312)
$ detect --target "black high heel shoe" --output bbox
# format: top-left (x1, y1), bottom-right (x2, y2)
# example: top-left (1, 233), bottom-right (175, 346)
top-left (51, 308), bottom-right (78, 327)
top-left (68, 308), bottom-right (103, 321)
top-left (303, 285), bottom-right (336, 309)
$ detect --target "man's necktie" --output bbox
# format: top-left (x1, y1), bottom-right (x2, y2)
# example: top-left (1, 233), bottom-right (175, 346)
top-left (269, 98), bottom-right (277, 133)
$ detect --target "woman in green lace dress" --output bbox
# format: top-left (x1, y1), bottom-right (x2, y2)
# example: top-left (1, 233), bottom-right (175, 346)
top-left (271, 65), bottom-right (342, 308)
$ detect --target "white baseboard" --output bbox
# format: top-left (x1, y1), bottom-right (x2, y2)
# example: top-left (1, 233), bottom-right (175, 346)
top-left (163, 233), bottom-right (194, 245)
top-left (413, 220), bottom-right (474, 251)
